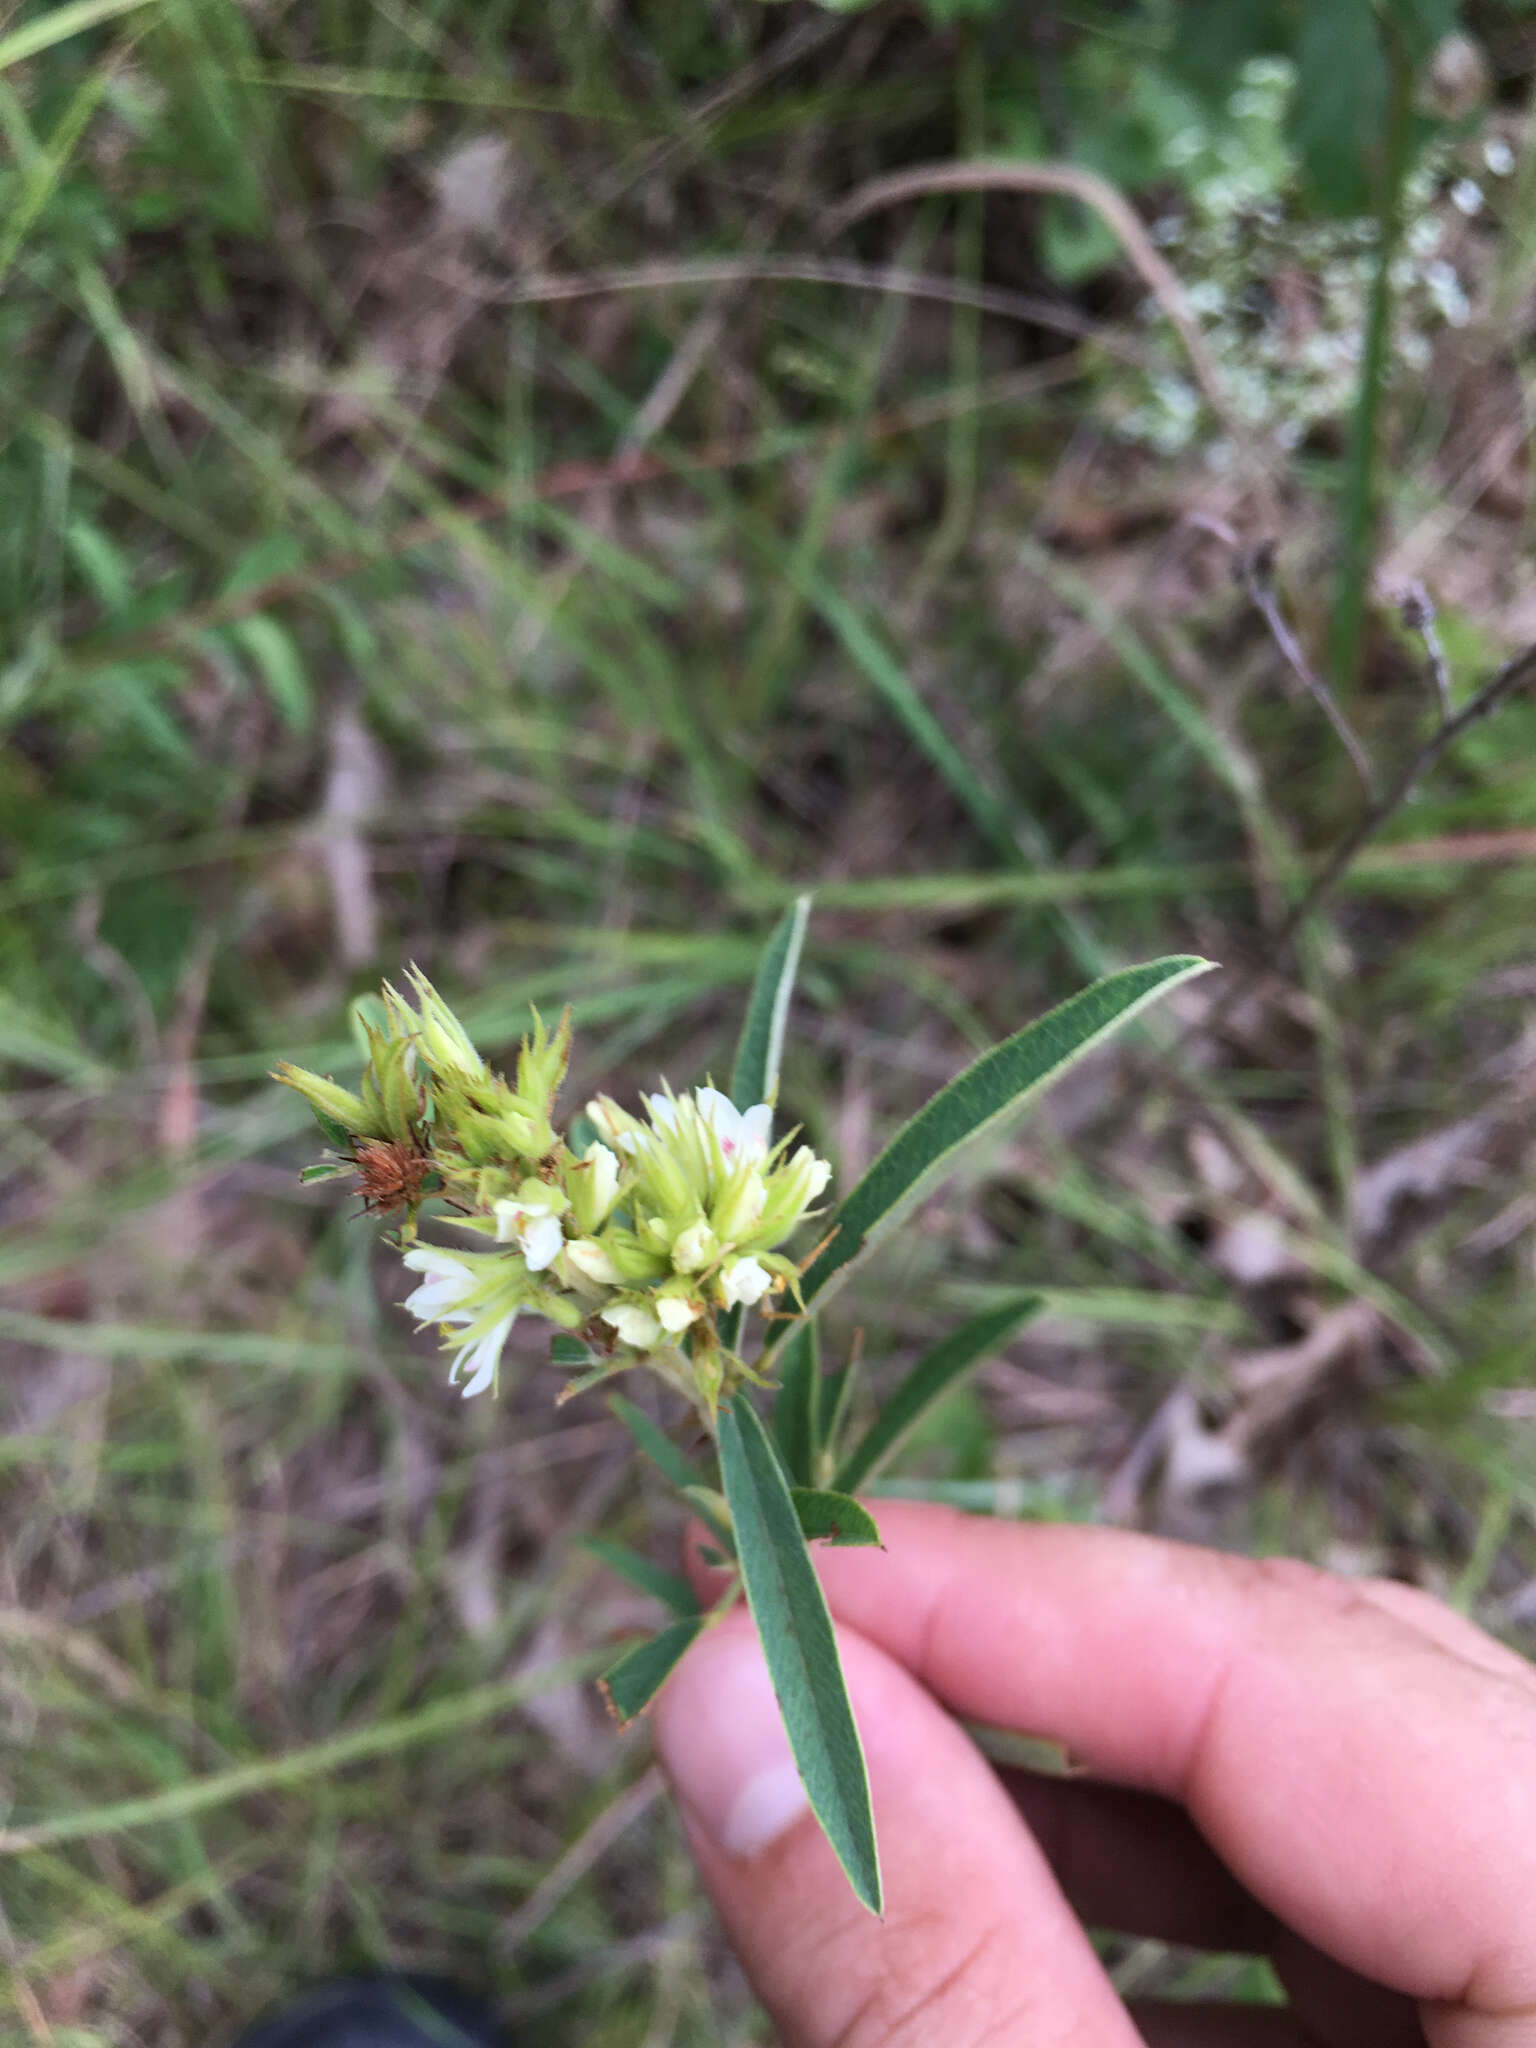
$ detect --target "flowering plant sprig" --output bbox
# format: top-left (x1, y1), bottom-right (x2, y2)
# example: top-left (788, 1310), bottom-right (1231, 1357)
top-left (274, 969), bottom-right (832, 1419)
top-left (275, 913), bottom-right (1210, 1922)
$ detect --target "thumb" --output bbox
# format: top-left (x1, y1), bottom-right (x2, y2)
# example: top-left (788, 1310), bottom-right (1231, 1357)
top-left (653, 1613), bottom-right (1139, 2048)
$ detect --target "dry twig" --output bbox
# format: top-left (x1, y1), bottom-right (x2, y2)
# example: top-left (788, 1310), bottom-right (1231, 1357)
top-left (1240, 540), bottom-right (1376, 795)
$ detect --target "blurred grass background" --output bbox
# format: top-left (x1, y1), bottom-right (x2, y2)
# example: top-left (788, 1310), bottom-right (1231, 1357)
top-left (3, 0), bottom-right (1536, 2039)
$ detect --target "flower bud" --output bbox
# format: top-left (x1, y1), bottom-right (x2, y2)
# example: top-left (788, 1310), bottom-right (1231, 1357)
top-left (566, 1142), bottom-right (620, 1233)
top-left (670, 1219), bottom-right (717, 1273)
top-left (603, 1228), bottom-right (672, 1284)
top-left (566, 1237), bottom-right (622, 1288)
top-left (390, 968), bottom-right (486, 1080)
top-left (755, 1145), bottom-right (832, 1239)
top-left (272, 1064), bottom-right (384, 1144)
top-left (720, 1255), bottom-right (772, 1308)
top-left (655, 1290), bottom-right (702, 1335)
top-left (516, 1005), bottom-right (572, 1111)
top-left (710, 1162), bottom-right (767, 1245)
top-left (602, 1301), bottom-right (664, 1350)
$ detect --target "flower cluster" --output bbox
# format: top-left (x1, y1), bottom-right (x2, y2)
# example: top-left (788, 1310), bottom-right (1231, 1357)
top-left (274, 972), bottom-right (831, 1417)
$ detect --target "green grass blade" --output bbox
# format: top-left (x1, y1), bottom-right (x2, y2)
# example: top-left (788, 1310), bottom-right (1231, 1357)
top-left (0, 1655), bottom-right (606, 1855)
top-left (790, 1489), bottom-right (882, 1549)
top-left (796, 957), bottom-right (1214, 1315)
top-left (598, 1619), bottom-right (704, 1726)
top-left (834, 1295), bottom-right (1044, 1494)
top-left (771, 1319), bottom-right (820, 1485)
top-left (729, 893), bottom-right (810, 1109)
top-left (717, 1392), bottom-right (881, 1914)
top-left (0, 0), bottom-right (157, 72)
top-left (580, 1537), bottom-right (700, 1620)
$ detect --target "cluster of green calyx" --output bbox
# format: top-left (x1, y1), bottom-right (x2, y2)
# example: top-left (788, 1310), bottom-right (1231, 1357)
top-left (273, 971), bottom-right (831, 1418)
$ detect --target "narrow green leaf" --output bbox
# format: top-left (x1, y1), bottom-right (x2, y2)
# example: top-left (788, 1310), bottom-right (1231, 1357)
top-left (717, 1392), bottom-right (881, 1913)
top-left (1289, 0), bottom-right (1387, 216)
top-left (228, 615), bottom-right (312, 733)
top-left (598, 1619), bottom-right (704, 1727)
top-left (791, 1489), bottom-right (882, 1549)
top-left (0, 0), bottom-right (157, 75)
top-left (581, 1537), bottom-right (699, 1619)
top-left (816, 1359), bottom-right (857, 1477)
top-left (730, 893), bottom-right (811, 1109)
top-left (312, 1109), bottom-right (354, 1149)
top-left (550, 1335), bottom-right (594, 1368)
top-left (557, 1356), bottom-right (635, 1403)
top-left (723, 895), bottom-right (811, 1351)
top-left (796, 958), bottom-right (1213, 1315)
top-left (608, 1394), bottom-right (698, 1494)
top-left (298, 1162), bottom-right (349, 1185)
top-left (772, 1319), bottom-right (820, 1485)
top-left (834, 1295), bottom-right (1044, 1494)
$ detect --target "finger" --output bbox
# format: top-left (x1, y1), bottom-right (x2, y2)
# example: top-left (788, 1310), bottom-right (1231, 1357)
top-left (653, 1610), bottom-right (1143, 2048)
top-left (1349, 1577), bottom-right (1536, 1690)
top-left (804, 1504), bottom-right (1536, 2021)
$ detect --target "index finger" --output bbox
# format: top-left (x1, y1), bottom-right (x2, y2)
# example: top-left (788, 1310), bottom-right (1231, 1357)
top-left (801, 1502), bottom-right (1536, 2028)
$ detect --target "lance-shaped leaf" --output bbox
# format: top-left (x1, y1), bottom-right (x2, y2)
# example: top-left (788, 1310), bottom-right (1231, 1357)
top-left (791, 1489), bottom-right (882, 1549)
top-left (795, 958), bottom-right (1213, 1315)
top-left (599, 1618), bottom-right (705, 1727)
top-left (581, 1536), bottom-right (700, 1620)
top-left (723, 894), bottom-right (811, 1353)
top-left (730, 893), bottom-right (811, 1110)
top-left (717, 1392), bottom-right (882, 1914)
top-left (834, 1294), bottom-right (1045, 1495)
top-left (772, 1319), bottom-right (820, 1485)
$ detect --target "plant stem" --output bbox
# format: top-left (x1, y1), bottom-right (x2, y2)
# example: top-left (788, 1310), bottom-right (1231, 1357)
top-left (1329, 25), bottom-right (1414, 695)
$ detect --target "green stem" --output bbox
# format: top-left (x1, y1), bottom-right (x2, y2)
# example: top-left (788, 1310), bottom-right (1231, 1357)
top-left (1329, 26), bottom-right (1414, 695)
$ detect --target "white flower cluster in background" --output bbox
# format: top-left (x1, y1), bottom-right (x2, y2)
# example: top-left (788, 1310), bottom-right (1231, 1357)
top-left (1112, 57), bottom-right (1507, 457)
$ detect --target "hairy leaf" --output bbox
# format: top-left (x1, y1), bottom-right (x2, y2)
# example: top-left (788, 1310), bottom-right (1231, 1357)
top-left (796, 959), bottom-right (1213, 1316)
top-left (730, 892), bottom-right (810, 1110)
top-left (718, 1392), bottom-right (881, 1912)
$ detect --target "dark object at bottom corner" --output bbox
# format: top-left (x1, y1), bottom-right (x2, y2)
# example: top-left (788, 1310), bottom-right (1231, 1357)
top-left (231, 1974), bottom-right (504, 2048)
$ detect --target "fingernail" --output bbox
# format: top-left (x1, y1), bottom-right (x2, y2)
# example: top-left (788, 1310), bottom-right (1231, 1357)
top-left (654, 1626), bottom-right (810, 1858)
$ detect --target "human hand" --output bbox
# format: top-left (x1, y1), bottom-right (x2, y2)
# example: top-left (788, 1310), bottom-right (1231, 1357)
top-left (653, 1501), bottom-right (1536, 2046)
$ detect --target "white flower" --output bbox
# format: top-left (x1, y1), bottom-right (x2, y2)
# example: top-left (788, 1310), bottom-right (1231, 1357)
top-left (720, 1256), bottom-right (772, 1308)
top-left (671, 1220), bottom-right (717, 1273)
top-left (449, 1311), bottom-right (516, 1398)
top-left (644, 1091), bottom-right (679, 1133)
top-left (602, 1302), bottom-right (665, 1350)
top-left (582, 1142), bottom-right (620, 1225)
top-left (655, 1293), bottom-right (701, 1335)
top-left (694, 1086), bottom-right (772, 1164)
top-left (401, 1247), bottom-right (478, 1322)
top-left (566, 1237), bottom-right (622, 1287)
top-left (494, 1194), bottom-right (564, 1273)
